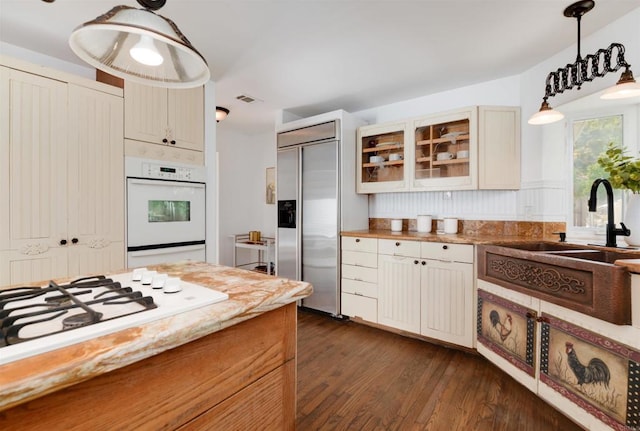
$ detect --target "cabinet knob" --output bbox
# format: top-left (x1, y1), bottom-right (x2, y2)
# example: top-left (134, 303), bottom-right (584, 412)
top-left (162, 138), bottom-right (168, 143)
top-left (59, 239), bottom-right (67, 246)
top-left (421, 261), bottom-right (426, 265)
top-left (170, 140), bottom-right (176, 145)
top-left (355, 238), bottom-right (360, 243)
top-left (395, 242), bottom-right (400, 247)
top-left (71, 238), bottom-right (79, 244)
top-left (442, 245), bottom-right (448, 250)
top-left (414, 260), bottom-right (419, 265)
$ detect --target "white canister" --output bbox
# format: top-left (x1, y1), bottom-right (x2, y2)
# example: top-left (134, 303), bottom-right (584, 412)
top-left (443, 218), bottom-right (458, 234)
top-left (391, 219), bottom-right (403, 232)
top-left (417, 215), bottom-right (432, 233)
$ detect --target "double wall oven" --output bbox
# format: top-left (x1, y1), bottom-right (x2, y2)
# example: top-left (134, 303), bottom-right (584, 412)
top-left (126, 157), bottom-right (207, 268)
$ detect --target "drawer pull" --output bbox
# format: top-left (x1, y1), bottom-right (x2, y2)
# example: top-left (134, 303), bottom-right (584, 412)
top-left (421, 260), bottom-right (426, 265)
top-left (395, 242), bottom-right (401, 246)
top-left (442, 245), bottom-right (448, 250)
top-left (355, 238), bottom-right (361, 243)
top-left (414, 260), bottom-right (419, 265)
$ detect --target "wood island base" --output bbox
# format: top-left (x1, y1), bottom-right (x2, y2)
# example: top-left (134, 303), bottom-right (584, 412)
top-left (0, 303), bottom-right (297, 431)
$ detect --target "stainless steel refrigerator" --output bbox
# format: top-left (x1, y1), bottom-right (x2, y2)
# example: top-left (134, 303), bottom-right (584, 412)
top-left (276, 112), bottom-right (368, 316)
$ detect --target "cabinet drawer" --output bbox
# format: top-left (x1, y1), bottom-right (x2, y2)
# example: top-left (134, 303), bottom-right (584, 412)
top-left (342, 250), bottom-right (377, 268)
top-left (378, 238), bottom-right (420, 257)
top-left (341, 264), bottom-right (378, 284)
top-left (341, 278), bottom-right (378, 298)
top-left (342, 236), bottom-right (377, 253)
top-left (421, 242), bottom-right (474, 263)
top-left (342, 292), bottom-right (377, 322)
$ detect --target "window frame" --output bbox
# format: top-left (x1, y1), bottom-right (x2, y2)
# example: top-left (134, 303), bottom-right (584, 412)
top-left (565, 104), bottom-right (638, 241)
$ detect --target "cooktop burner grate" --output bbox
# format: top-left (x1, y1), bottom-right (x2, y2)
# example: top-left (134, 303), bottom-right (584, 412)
top-left (0, 276), bottom-right (157, 347)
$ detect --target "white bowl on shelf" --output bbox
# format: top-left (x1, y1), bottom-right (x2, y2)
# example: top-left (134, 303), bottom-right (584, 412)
top-left (441, 131), bottom-right (465, 139)
top-left (389, 153), bottom-right (403, 161)
top-left (369, 155), bottom-right (384, 163)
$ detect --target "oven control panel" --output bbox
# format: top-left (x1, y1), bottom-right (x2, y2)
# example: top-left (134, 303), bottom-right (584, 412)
top-left (142, 162), bottom-right (201, 182)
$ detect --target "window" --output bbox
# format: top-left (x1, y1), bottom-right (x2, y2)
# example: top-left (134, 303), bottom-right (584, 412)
top-left (568, 105), bottom-right (637, 238)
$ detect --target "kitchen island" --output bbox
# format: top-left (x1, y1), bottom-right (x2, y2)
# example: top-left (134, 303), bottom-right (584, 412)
top-left (0, 261), bottom-right (312, 430)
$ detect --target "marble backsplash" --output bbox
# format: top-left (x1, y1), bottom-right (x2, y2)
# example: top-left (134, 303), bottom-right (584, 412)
top-left (369, 218), bottom-right (566, 240)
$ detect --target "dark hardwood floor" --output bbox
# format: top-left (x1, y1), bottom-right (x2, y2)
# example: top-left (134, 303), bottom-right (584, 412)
top-left (296, 309), bottom-right (583, 431)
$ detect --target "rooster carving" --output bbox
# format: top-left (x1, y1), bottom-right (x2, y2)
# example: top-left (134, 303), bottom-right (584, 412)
top-left (489, 310), bottom-right (512, 342)
top-left (565, 342), bottom-right (610, 388)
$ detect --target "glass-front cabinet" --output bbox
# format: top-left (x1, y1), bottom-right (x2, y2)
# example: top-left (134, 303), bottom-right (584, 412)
top-left (412, 108), bottom-right (477, 190)
top-left (356, 106), bottom-right (520, 193)
top-left (357, 121), bottom-right (409, 193)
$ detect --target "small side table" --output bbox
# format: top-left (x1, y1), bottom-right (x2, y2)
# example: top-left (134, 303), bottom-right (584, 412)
top-left (232, 234), bottom-right (275, 275)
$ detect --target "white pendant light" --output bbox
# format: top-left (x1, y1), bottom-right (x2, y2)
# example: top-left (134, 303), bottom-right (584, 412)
top-left (68, 0), bottom-right (210, 89)
top-left (600, 69), bottom-right (640, 100)
top-left (527, 100), bottom-right (564, 125)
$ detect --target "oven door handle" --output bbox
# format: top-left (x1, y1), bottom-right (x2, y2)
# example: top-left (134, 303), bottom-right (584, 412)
top-left (128, 244), bottom-right (205, 257)
top-left (127, 178), bottom-right (205, 189)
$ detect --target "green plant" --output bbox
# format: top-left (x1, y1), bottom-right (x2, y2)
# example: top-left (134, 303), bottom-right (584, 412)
top-left (597, 142), bottom-right (640, 194)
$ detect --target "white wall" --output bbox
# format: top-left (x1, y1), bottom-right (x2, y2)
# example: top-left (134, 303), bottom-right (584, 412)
top-left (351, 8), bottom-right (640, 224)
top-left (216, 128), bottom-right (276, 267)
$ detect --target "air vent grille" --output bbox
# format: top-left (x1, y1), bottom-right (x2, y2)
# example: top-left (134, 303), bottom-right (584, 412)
top-left (236, 94), bottom-right (256, 103)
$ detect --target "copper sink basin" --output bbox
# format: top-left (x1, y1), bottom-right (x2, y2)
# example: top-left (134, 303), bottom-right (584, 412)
top-left (477, 242), bottom-right (640, 325)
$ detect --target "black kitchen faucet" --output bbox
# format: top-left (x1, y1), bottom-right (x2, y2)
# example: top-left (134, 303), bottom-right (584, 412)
top-left (588, 178), bottom-right (631, 247)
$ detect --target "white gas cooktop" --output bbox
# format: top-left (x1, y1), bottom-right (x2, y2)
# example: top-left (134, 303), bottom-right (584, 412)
top-left (0, 272), bottom-right (228, 366)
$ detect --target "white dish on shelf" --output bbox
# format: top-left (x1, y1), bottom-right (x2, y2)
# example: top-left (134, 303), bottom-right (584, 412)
top-left (369, 155), bottom-right (384, 163)
top-left (377, 141), bottom-right (401, 147)
top-left (441, 131), bottom-right (465, 139)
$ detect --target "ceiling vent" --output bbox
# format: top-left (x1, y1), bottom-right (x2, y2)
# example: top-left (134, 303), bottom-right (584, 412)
top-left (236, 94), bottom-right (258, 104)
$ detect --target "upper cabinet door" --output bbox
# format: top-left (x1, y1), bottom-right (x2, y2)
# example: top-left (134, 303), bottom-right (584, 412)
top-left (411, 107), bottom-right (478, 191)
top-left (357, 121), bottom-right (409, 193)
top-left (124, 82), bottom-right (168, 145)
top-left (0, 67), bottom-right (68, 252)
top-left (167, 87), bottom-right (204, 151)
top-left (478, 106), bottom-right (521, 190)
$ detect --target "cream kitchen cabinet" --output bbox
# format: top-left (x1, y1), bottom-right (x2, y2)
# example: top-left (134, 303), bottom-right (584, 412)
top-left (356, 121), bottom-right (409, 193)
top-left (341, 236), bottom-right (378, 322)
top-left (411, 107), bottom-right (477, 190)
top-left (356, 106), bottom-right (520, 193)
top-left (377, 239), bottom-right (422, 333)
top-left (0, 63), bottom-right (124, 287)
top-left (343, 236), bottom-right (475, 348)
top-left (420, 242), bottom-right (475, 348)
top-left (124, 81), bottom-right (204, 162)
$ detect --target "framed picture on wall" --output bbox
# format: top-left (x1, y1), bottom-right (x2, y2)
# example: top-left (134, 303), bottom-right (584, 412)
top-left (266, 167), bottom-right (275, 204)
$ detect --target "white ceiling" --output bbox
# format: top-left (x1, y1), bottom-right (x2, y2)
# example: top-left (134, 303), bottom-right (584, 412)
top-left (0, 0), bottom-right (638, 134)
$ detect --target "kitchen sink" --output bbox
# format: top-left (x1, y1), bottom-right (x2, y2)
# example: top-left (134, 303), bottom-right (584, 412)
top-left (477, 242), bottom-right (640, 325)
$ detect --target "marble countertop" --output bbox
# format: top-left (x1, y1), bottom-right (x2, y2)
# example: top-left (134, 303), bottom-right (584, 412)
top-left (341, 229), bottom-right (640, 273)
top-left (341, 229), bottom-right (512, 244)
top-left (0, 261), bottom-right (313, 411)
